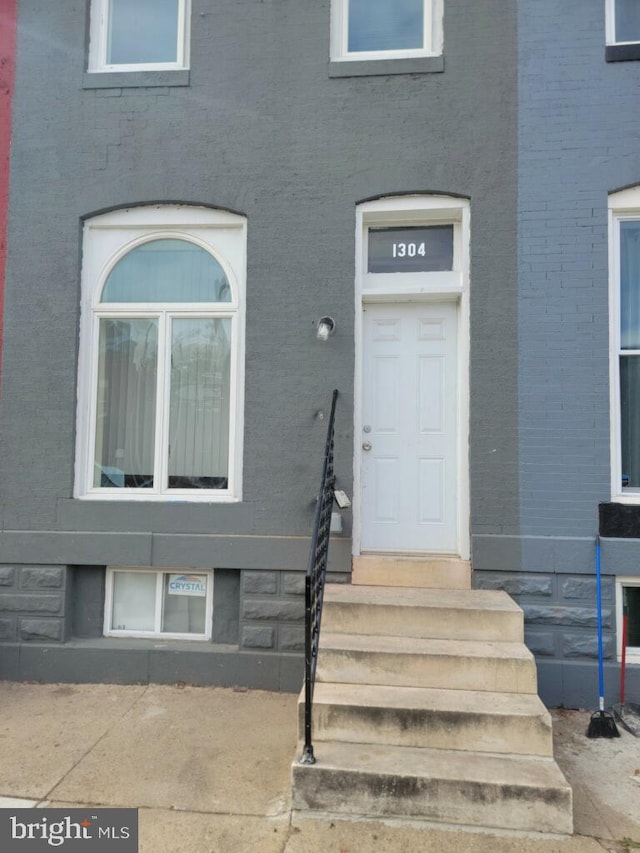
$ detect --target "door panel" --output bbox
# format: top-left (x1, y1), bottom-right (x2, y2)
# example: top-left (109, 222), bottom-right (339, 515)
top-left (361, 301), bottom-right (458, 553)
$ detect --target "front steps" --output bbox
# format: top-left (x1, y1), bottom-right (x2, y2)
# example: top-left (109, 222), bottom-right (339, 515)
top-left (291, 574), bottom-right (573, 835)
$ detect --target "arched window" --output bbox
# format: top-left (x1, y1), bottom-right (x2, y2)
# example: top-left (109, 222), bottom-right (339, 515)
top-left (75, 206), bottom-right (246, 501)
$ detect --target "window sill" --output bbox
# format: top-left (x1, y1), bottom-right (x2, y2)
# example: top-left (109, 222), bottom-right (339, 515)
top-left (606, 43), bottom-right (640, 62)
top-left (329, 55), bottom-right (444, 78)
top-left (83, 69), bottom-right (190, 89)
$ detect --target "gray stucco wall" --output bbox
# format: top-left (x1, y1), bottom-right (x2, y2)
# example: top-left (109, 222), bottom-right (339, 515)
top-left (0, 1), bottom-right (518, 687)
top-left (1, 0), bottom-right (518, 559)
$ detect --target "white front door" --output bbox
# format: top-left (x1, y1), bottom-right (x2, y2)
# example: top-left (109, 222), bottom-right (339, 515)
top-left (360, 300), bottom-right (459, 553)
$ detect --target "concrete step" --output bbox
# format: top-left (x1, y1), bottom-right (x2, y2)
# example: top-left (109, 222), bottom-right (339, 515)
top-left (352, 555), bottom-right (470, 589)
top-left (322, 584), bottom-right (524, 642)
top-left (302, 682), bottom-right (553, 756)
top-left (291, 740), bottom-right (573, 835)
top-left (317, 633), bottom-right (538, 693)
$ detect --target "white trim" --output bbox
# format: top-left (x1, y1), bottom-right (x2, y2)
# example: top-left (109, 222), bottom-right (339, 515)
top-left (75, 205), bottom-right (246, 502)
top-left (330, 0), bottom-right (443, 62)
top-left (615, 576), bottom-right (640, 664)
top-left (104, 566), bottom-right (213, 640)
top-left (353, 194), bottom-right (470, 560)
top-left (88, 0), bottom-right (191, 73)
top-left (605, 0), bottom-right (640, 46)
top-left (609, 187), bottom-right (640, 503)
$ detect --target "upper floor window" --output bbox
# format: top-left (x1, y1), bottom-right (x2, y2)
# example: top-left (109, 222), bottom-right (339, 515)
top-left (75, 206), bottom-right (246, 502)
top-left (331, 0), bottom-right (443, 62)
top-left (606, 0), bottom-right (640, 61)
top-left (88, 0), bottom-right (190, 73)
top-left (609, 187), bottom-right (640, 501)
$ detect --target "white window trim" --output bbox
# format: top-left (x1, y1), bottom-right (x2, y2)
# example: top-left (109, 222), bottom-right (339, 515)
top-left (87, 0), bottom-right (191, 73)
top-left (609, 186), bottom-right (640, 503)
top-left (104, 566), bottom-right (213, 640)
top-left (606, 0), bottom-right (640, 46)
top-left (615, 576), bottom-right (640, 664)
top-left (75, 205), bottom-right (246, 503)
top-left (330, 0), bottom-right (443, 62)
top-left (353, 194), bottom-right (470, 560)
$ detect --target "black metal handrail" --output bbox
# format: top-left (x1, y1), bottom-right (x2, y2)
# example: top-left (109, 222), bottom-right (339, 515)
top-left (300, 389), bottom-right (339, 765)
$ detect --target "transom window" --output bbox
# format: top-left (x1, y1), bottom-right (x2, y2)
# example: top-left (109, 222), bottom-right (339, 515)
top-left (607, 0), bottom-right (640, 44)
top-left (75, 206), bottom-right (246, 502)
top-left (88, 0), bottom-right (190, 72)
top-left (104, 567), bottom-right (213, 639)
top-left (609, 188), bottom-right (640, 500)
top-left (331, 0), bottom-right (443, 61)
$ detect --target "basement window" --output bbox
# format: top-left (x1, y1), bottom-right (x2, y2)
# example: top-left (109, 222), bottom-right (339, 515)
top-left (104, 567), bottom-right (213, 640)
top-left (616, 577), bottom-right (640, 664)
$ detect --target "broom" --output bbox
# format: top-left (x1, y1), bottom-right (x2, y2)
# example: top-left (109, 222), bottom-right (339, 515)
top-left (587, 535), bottom-right (620, 738)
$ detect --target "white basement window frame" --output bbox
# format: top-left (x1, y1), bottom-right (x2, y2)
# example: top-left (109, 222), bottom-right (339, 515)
top-left (87, 0), bottom-right (191, 73)
top-left (75, 205), bottom-right (246, 503)
top-left (330, 0), bottom-right (443, 62)
top-left (104, 566), bottom-right (213, 640)
top-left (609, 186), bottom-right (640, 503)
top-left (606, 0), bottom-right (640, 46)
top-left (616, 576), bottom-right (640, 664)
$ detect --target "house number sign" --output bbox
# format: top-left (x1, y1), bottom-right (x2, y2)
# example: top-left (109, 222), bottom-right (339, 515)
top-left (367, 225), bottom-right (453, 274)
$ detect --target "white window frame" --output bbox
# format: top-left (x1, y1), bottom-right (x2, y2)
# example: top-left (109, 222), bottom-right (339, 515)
top-left (75, 205), bottom-right (246, 503)
top-left (609, 186), bottom-right (640, 503)
top-left (87, 0), bottom-right (191, 73)
top-left (104, 566), bottom-right (213, 640)
top-left (606, 0), bottom-right (640, 46)
top-left (615, 576), bottom-right (640, 664)
top-left (330, 0), bottom-right (443, 62)
top-left (353, 194), bottom-right (470, 560)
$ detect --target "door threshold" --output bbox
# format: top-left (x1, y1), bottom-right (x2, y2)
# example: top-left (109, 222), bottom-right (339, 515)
top-left (352, 554), bottom-right (471, 590)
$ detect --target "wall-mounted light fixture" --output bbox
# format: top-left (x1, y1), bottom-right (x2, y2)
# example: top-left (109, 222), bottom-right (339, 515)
top-left (316, 316), bottom-right (335, 341)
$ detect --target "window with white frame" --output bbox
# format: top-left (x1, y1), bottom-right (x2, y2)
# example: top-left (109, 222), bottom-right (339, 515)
top-left (88, 0), bottom-right (190, 72)
top-left (105, 567), bottom-right (213, 639)
top-left (75, 206), bottom-right (245, 501)
top-left (606, 0), bottom-right (640, 45)
top-left (616, 577), bottom-right (640, 664)
top-left (331, 0), bottom-right (443, 61)
top-left (610, 187), bottom-right (640, 499)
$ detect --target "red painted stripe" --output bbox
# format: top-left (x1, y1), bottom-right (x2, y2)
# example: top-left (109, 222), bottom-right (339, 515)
top-left (0, 0), bottom-right (17, 390)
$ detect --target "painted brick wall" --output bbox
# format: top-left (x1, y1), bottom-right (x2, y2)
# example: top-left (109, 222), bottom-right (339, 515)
top-left (517, 0), bottom-right (640, 544)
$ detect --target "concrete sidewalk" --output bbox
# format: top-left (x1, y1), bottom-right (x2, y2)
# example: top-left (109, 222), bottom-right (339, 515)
top-left (0, 681), bottom-right (638, 853)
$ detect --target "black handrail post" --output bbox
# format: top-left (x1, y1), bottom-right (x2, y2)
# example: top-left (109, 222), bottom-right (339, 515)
top-left (299, 389), bottom-right (338, 765)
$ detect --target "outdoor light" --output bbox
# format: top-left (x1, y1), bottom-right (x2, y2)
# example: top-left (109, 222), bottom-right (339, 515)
top-left (316, 316), bottom-right (335, 341)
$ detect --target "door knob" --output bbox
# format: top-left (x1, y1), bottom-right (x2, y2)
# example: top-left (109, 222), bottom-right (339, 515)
top-left (362, 441), bottom-right (372, 451)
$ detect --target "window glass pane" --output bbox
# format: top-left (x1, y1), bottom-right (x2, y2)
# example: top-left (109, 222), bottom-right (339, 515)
top-left (94, 318), bottom-right (158, 488)
top-left (620, 222), bottom-right (640, 349)
top-left (348, 0), bottom-right (424, 52)
top-left (616, 0), bottom-right (640, 42)
top-left (162, 573), bottom-right (207, 634)
top-left (102, 239), bottom-right (231, 304)
top-left (620, 355), bottom-right (640, 487)
top-left (626, 586), bottom-right (640, 646)
top-left (111, 571), bottom-right (156, 631)
top-left (108, 0), bottom-right (179, 65)
top-left (169, 319), bottom-right (231, 489)
top-left (368, 226), bottom-right (454, 273)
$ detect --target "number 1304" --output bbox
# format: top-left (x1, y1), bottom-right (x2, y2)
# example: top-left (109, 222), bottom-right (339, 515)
top-left (392, 242), bottom-right (426, 259)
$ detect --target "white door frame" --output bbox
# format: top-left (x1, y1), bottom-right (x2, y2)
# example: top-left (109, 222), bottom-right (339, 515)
top-left (353, 195), bottom-right (470, 559)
